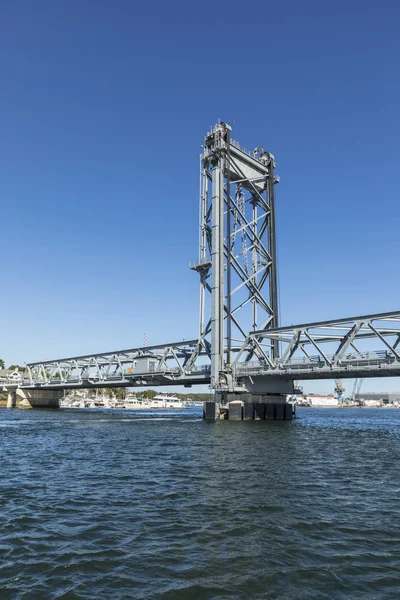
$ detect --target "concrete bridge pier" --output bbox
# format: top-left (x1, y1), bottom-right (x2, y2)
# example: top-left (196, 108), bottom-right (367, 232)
top-left (204, 377), bottom-right (295, 421)
top-left (17, 389), bottom-right (63, 409)
top-left (6, 391), bottom-right (17, 408)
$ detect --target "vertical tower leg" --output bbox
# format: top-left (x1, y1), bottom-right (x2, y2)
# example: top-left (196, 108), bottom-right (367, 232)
top-left (210, 162), bottom-right (224, 389)
top-left (268, 159), bottom-right (280, 359)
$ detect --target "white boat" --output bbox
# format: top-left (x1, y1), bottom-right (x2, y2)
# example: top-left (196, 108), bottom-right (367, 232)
top-left (150, 394), bottom-right (188, 409)
top-left (59, 392), bottom-right (190, 410)
top-left (60, 392), bottom-right (117, 409)
top-left (124, 395), bottom-right (151, 410)
top-left (91, 395), bottom-right (115, 409)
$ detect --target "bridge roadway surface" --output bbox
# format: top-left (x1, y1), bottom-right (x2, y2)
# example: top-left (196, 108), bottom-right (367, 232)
top-left (2, 311), bottom-right (400, 391)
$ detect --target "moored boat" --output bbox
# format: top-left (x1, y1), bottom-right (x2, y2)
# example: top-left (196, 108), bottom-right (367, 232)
top-left (124, 395), bottom-right (151, 409)
top-left (150, 394), bottom-right (189, 409)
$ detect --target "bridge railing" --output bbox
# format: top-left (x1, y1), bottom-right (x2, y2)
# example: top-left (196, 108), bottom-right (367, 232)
top-left (235, 350), bottom-right (397, 376)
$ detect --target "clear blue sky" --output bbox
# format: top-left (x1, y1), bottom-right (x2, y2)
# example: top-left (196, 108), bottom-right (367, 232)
top-left (1, 1), bottom-right (399, 393)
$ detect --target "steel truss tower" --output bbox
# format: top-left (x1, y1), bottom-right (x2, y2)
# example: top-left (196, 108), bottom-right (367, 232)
top-left (191, 122), bottom-right (280, 395)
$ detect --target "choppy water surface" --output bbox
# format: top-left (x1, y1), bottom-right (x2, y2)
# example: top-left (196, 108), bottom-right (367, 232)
top-left (1, 407), bottom-right (400, 599)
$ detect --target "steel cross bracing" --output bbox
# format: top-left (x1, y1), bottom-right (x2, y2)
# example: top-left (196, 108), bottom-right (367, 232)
top-left (2, 311), bottom-right (400, 390)
top-left (232, 310), bottom-right (400, 381)
top-left (190, 122), bottom-right (280, 392)
top-left (2, 340), bottom-right (211, 390)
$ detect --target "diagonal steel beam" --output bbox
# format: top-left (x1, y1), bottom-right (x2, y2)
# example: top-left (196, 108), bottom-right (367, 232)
top-left (367, 323), bottom-right (400, 361)
top-left (303, 331), bottom-right (332, 366)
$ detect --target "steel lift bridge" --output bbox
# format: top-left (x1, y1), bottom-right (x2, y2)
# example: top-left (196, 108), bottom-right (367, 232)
top-left (3, 122), bottom-right (400, 417)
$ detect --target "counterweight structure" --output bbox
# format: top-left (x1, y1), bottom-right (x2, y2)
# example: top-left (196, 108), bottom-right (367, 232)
top-left (191, 122), bottom-right (280, 395)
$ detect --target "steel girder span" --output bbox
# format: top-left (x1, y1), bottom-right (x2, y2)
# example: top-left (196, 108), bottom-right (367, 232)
top-left (6, 340), bottom-right (212, 390)
top-left (2, 311), bottom-right (400, 391)
top-left (233, 310), bottom-right (400, 381)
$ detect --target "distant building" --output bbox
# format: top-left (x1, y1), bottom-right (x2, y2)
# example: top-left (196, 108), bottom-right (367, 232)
top-left (356, 392), bottom-right (400, 405)
top-left (0, 369), bottom-right (22, 382)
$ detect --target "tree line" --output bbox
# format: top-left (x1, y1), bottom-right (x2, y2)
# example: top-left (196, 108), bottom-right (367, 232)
top-left (0, 360), bottom-right (24, 371)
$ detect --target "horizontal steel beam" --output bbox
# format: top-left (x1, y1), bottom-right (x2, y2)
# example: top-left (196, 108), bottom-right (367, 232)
top-left (27, 338), bottom-right (200, 367)
top-left (252, 310), bottom-right (400, 335)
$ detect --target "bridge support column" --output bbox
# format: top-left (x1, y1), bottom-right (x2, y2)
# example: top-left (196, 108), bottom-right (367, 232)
top-left (203, 394), bottom-right (295, 421)
top-left (18, 389), bottom-right (63, 409)
top-left (203, 401), bottom-right (218, 421)
top-left (6, 391), bottom-right (17, 408)
top-left (204, 377), bottom-right (295, 421)
top-left (224, 396), bottom-right (294, 421)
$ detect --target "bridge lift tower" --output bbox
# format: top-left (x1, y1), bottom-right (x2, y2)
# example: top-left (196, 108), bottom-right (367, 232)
top-left (4, 120), bottom-right (400, 415)
top-left (191, 122), bottom-right (293, 412)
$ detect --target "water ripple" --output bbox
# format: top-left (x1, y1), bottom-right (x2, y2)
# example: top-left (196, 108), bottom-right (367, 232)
top-left (1, 407), bottom-right (400, 599)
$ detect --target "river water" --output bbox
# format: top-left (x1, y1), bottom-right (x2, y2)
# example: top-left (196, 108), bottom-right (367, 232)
top-left (1, 407), bottom-right (399, 599)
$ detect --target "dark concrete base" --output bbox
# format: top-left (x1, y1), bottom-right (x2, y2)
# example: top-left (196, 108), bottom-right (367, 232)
top-left (203, 401), bottom-right (217, 421)
top-left (265, 404), bottom-right (275, 419)
top-left (203, 400), bottom-right (294, 421)
top-left (253, 403), bottom-right (294, 421)
top-left (254, 403), bottom-right (266, 420)
top-left (228, 402), bottom-right (243, 420)
top-left (243, 403), bottom-right (254, 420)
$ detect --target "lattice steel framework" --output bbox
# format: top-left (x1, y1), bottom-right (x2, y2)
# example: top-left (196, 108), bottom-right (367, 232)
top-left (2, 314), bottom-right (400, 390)
top-left (233, 311), bottom-right (400, 380)
top-left (190, 122), bottom-right (280, 392)
top-left (2, 340), bottom-right (210, 390)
